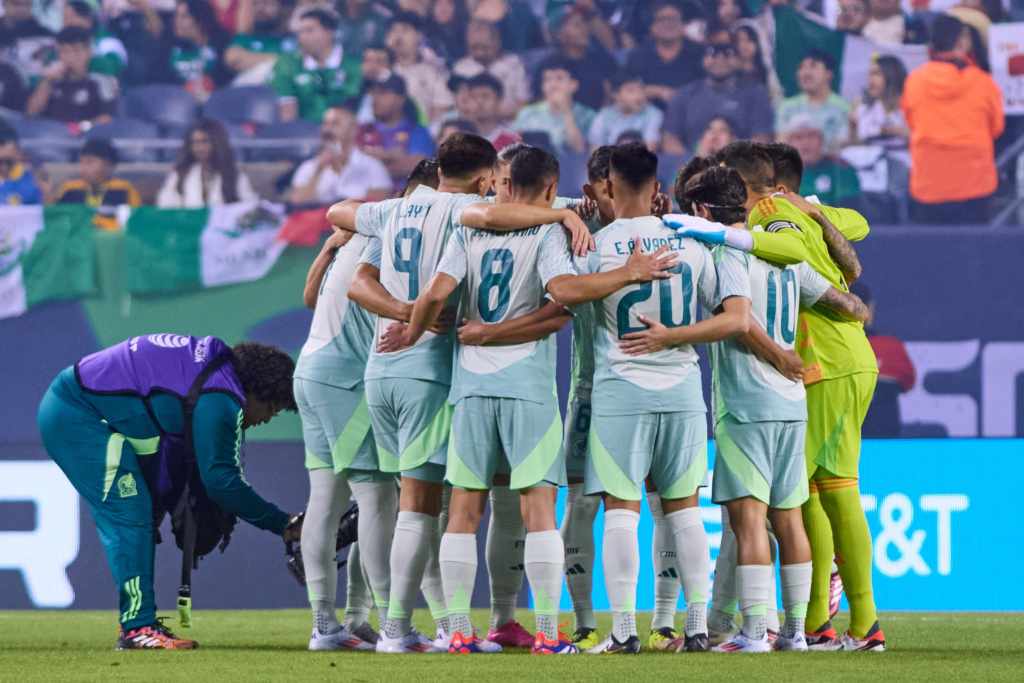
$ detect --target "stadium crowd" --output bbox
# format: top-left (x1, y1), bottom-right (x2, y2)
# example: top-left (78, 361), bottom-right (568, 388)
top-left (0, 0), bottom-right (1018, 223)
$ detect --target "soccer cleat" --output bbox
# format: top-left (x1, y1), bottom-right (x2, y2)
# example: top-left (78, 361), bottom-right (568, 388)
top-left (829, 567), bottom-right (844, 619)
top-left (774, 631), bottom-right (809, 651)
top-left (767, 629), bottom-right (779, 644)
top-left (431, 628), bottom-right (451, 653)
top-left (841, 622), bottom-right (886, 652)
top-left (532, 632), bottom-right (579, 655)
top-left (375, 628), bottom-right (436, 654)
top-left (587, 634), bottom-right (642, 654)
top-left (447, 631), bottom-right (502, 654)
top-left (805, 622), bottom-right (844, 651)
top-left (117, 620), bottom-right (197, 650)
top-left (308, 626), bottom-right (375, 651)
top-left (349, 622), bottom-right (380, 648)
top-left (487, 620), bottom-right (535, 648)
top-left (677, 632), bottom-right (710, 653)
top-left (572, 627), bottom-right (601, 651)
top-left (712, 632), bottom-right (772, 653)
top-left (647, 627), bottom-right (680, 652)
top-left (708, 622), bottom-right (739, 646)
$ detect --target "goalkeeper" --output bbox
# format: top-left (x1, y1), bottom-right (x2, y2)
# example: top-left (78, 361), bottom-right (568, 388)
top-left (37, 335), bottom-right (304, 650)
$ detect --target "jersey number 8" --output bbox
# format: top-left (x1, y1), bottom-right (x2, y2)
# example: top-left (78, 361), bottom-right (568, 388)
top-left (616, 263), bottom-right (693, 338)
top-left (478, 248), bottom-right (514, 323)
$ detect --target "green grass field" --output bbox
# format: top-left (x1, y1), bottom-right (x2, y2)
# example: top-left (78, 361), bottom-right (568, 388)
top-left (2, 610), bottom-right (1022, 681)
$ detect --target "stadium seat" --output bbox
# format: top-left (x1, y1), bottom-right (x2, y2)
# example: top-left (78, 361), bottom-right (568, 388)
top-left (203, 86), bottom-right (279, 127)
top-left (13, 118), bottom-right (75, 162)
top-left (86, 118), bottom-right (160, 163)
top-left (248, 120), bottom-right (320, 162)
top-left (121, 85), bottom-right (198, 136)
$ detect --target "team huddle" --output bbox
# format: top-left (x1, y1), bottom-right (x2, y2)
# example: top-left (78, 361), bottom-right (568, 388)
top-left (293, 132), bottom-right (883, 655)
top-left (37, 131), bottom-right (883, 655)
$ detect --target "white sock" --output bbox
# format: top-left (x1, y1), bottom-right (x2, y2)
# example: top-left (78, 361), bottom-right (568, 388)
top-left (648, 493), bottom-right (680, 631)
top-left (524, 529), bottom-right (563, 640)
top-left (349, 480), bottom-right (399, 622)
top-left (603, 509), bottom-right (640, 641)
top-left (440, 532), bottom-right (477, 637)
top-left (383, 510), bottom-right (434, 638)
top-left (420, 521), bottom-right (449, 633)
top-left (486, 486), bottom-right (525, 630)
top-left (560, 483), bottom-right (599, 630)
top-left (710, 507), bottom-right (738, 633)
top-left (302, 469), bottom-right (351, 634)
top-left (737, 564), bottom-right (772, 640)
top-left (666, 507), bottom-right (710, 636)
top-left (343, 543), bottom-right (372, 628)
top-left (780, 562), bottom-right (812, 638)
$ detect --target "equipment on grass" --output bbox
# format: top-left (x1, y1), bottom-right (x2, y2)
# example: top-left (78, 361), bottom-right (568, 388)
top-left (284, 504), bottom-right (360, 586)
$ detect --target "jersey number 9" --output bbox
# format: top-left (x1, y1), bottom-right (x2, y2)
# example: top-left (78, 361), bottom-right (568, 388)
top-left (394, 227), bottom-right (423, 299)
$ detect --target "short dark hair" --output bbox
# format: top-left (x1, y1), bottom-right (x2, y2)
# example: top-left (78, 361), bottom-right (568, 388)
top-left (440, 118), bottom-right (480, 136)
top-left (300, 7), bottom-right (339, 31)
top-left (469, 72), bottom-right (504, 99)
top-left (231, 342), bottom-right (297, 411)
top-left (57, 26), bottom-right (91, 45)
top-left (609, 142), bottom-right (658, 191)
top-left (759, 142), bottom-right (803, 190)
top-left (509, 145), bottom-right (559, 198)
top-left (673, 155), bottom-right (715, 211)
top-left (611, 69), bottom-right (643, 90)
top-left (497, 141), bottom-right (528, 165)
top-left (801, 48), bottom-right (836, 73)
top-left (716, 140), bottom-right (774, 193)
top-left (437, 132), bottom-right (497, 179)
top-left (81, 137), bottom-right (118, 165)
top-left (404, 158), bottom-right (440, 194)
top-left (389, 10), bottom-right (424, 32)
top-left (930, 14), bottom-right (965, 52)
top-left (0, 121), bottom-right (19, 146)
top-left (66, 0), bottom-right (94, 22)
top-left (587, 145), bottom-right (614, 183)
top-left (682, 167), bottom-right (748, 225)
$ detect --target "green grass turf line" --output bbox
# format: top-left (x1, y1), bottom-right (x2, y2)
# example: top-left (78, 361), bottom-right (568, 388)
top-left (1, 610), bottom-right (1023, 681)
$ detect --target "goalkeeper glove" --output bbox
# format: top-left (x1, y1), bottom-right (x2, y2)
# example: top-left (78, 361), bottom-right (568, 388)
top-left (662, 214), bottom-right (753, 251)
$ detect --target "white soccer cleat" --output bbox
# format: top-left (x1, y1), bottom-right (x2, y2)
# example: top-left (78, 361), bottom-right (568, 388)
top-left (431, 627), bottom-right (451, 653)
top-left (840, 622), bottom-right (886, 652)
top-left (773, 632), bottom-right (809, 652)
top-left (711, 632), bottom-right (772, 654)
top-left (375, 628), bottom-right (436, 654)
top-left (309, 626), bottom-right (375, 651)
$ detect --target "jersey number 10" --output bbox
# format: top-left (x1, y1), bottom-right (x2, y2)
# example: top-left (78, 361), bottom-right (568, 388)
top-left (766, 269), bottom-right (797, 344)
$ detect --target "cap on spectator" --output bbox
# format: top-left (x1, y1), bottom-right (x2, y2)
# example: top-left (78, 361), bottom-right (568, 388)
top-left (468, 72), bottom-right (504, 99)
top-left (81, 137), bottom-right (118, 165)
top-left (371, 74), bottom-right (408, 96)
top-left (781, 114), bottom-right (824, 137)
top-left (57, 26), bottom-right (92, 45)
top-left (390, 10), bottom-right (425, 32)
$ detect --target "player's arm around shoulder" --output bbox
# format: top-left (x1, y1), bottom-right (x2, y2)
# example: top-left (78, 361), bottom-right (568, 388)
top-left (746, 196), bottom-right (811, 266)
top-left (348, 238), bottom-right (413, 321)
top-left (796, 261), bottom-right (869, 322)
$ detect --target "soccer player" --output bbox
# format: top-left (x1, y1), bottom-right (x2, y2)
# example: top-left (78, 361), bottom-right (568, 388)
top-left (667, 142), bottom-right (884, 651)
top-left (578, 143), bottom-right (750, 654)
top-left (37, 336), bottom-right (303, 649)
top-left (394, 144), bottom-right (678, 654)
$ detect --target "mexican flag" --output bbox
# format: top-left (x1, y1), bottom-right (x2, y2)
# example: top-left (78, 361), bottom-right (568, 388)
top-left (125, 201), bottom-right (287, 295)
top-left (772, 6), bottom-right (928, 101)
top-left (0, 205), bottom-right (96, 320)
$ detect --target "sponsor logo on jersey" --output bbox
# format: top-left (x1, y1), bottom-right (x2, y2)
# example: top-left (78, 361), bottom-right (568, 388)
top-left (147, 333), bottom-right (191, 348)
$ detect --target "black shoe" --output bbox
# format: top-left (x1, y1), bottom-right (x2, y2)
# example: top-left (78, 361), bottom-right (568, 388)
top-left (590, 634), bottom-right (642, 654)
top-left (117, 619), bottom-right (198, 650)
top-left (678, 632), bottom-right (710, 652)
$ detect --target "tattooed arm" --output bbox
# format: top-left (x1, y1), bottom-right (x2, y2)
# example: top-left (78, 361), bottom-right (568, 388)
top-left (814, 286), bottom-right (870, 323)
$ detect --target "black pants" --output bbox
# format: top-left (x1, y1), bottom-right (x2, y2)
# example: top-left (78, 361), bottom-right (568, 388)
top-left (910, 196), bottom-right (991, 225)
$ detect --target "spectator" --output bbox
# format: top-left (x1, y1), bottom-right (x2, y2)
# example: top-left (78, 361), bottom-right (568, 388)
top-left (225, 0), bottom-right (294, 85)
top-left (272, 8), bottom-right (360, 122)
top-left (444, 74), bottom-right (478, 125)
top-left (662, 30), bottom-right (773, 155)
top-left (588, 70), bottom-right (663, 150)
top-left (210, 0), bottom-right (252, 34)
top-left (452, 19), bottom-right (529, 120)
top-left (535, 6), bottom-right (617, 111)
top-left (289, 102), bottom-right (392, 205)
top-left (25, 28), bottom-right (117, 128)
top-left (355, 43), bottom-right (393, 123)
top-left (901, 14), bottom-right (1004, 223)
top-left (0, 0), bottom-right (54, 80)
top-left (784, 114), bottom-right (861, 208)
top-left (52, 138), bottom-right (141, 229)
top-left (733, 24), bottom-right (772, 90)
top-left (156, 118), bottom-right (257, 208)
top-left (62, 1), bottom-right (129, 78)
top-left (469, 0), bottom-right (544, 54)
top-left (425, 0), bottom-right (468, 63)
top-left (776, 49), bottom-right (850, 153)
top-left (385, 11), bottom-right (453, 124)
top-left (695, 115), bottom-right (736, 157)
top-left (0, 58), bottom-right (27, 112)
top-left (836, 0), bottom-right (869, 35)
top-left (467, 72), bottom-right (519, 151)
top-left (624, 1), bottom-right (705, 108)
top-left (0, 125), bottom-right (42, 204)
top-left (513, 58), bottom-right (595, 154)
top-left (437, 117), bottom-right (478, 144)
top-left (863, 0), bottom-right (928, 45)
top-left (165, 0), bottom-right (233, 101)
top-left (337, 0), bottom-right (390, 58)
top-left (712, 0), bottom-right (745, 32)
top-left (849, 54), bottom-right (908, 146)
top-left (356, 74), bottom-right (435, 184)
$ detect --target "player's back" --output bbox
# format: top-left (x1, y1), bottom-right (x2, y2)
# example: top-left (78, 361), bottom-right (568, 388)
top-left (586, 215), bottom-right (717, 415)
top-left (295, 233), bottom-right (375, 389)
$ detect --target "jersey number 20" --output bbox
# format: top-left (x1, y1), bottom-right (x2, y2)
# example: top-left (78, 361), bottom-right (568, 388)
top-left (616, 263), bottom-right (693, 338)
top-left (478, 248), bottom-right (514, 322)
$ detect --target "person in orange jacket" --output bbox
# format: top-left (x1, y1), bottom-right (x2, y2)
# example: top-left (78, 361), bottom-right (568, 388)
top-left (901, 14), bottom-right (1004, 224)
